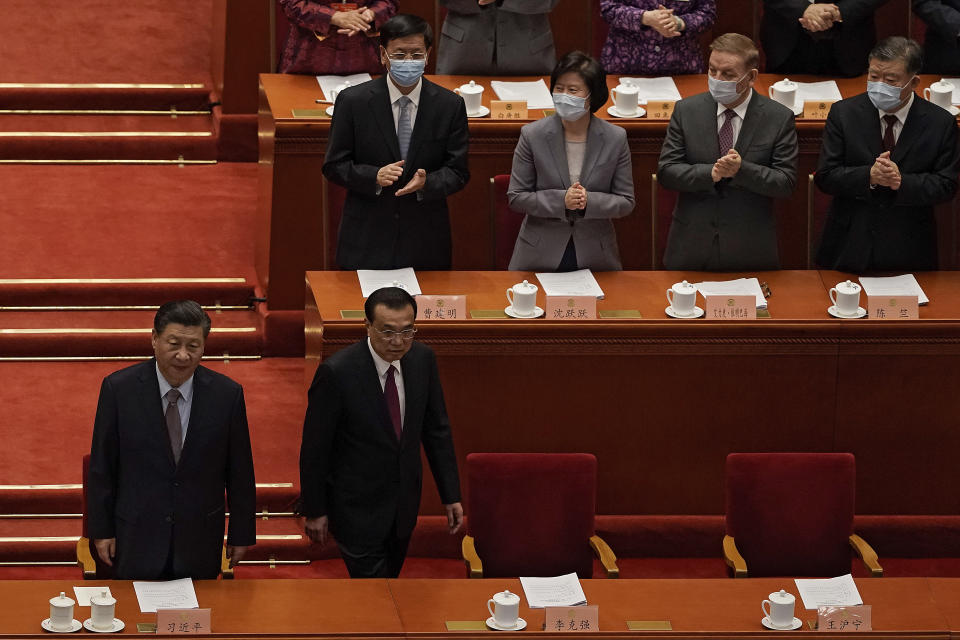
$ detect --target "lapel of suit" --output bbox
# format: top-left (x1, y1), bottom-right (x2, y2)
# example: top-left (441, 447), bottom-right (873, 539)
top-left (891, 96), bottom-right (926, 165)
top-left (370, 76), bottom-right (402, 161)
top-left (857, 94), bottom-right (885, 159)
top-left (398, 348), bottom-right (424, 450)
top-left (700, 93), bottom-right (722, 160)
top-left (578, 116), bottom-right (606, 187)
top-left (404, 79), bottom-right (437, 177)
top-left (139, 360), bottom-right (176, 469)
top-left (546, 116), bottom-right (571, 189)
top-left (360, 347), bottom-right (401, 448)
top-left (178, 366), bottom-right (208, 469)
top-left (732, 91), bottom-right (762, 155)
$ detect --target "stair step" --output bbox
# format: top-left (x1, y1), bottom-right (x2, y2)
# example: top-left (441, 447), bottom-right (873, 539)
top-left (0, 114), bottom-right (214, 133)
top-left (0, 85), bottom-right (212, 111)
top-left (0, 132), bottom-right (215, 161)
top-left (0, 278), bottom-right (255, 308)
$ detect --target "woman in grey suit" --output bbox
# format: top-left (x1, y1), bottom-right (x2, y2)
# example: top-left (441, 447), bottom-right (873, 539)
top-left (508, 52), bottom-right (635, 272)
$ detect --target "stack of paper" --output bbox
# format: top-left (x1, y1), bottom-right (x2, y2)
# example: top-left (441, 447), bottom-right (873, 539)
top-left (795, 81), bottom-right (843, 102)
top-left (794, 574), bottom-right (863, 610)
top-left (490, 80), bottom-right (554, 110)
top-left (694, 278), bottom-right (767, 309)
top-left (316, 73), bottom-right (373, 101)
top-left (519, 573), bottom-right (587, 608)
top-left (535, 269), bottom-right (605, 299)
top-left (617, 77), bottom-right (682, 105)
top-left (859, 274), bottom-right (929, 305)
top-left (943, 78), bottom-right (960, 105)
top-left (133, 578), bottom-right (199, 613)
top-left (356, 268), bottom-right (422, 298)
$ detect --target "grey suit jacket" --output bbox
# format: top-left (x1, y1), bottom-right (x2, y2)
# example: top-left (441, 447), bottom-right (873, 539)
top-left (657, 90), bottom-right (798, 271)
top-left (507, 115), bottom-right (635, 271)
top-left (437, 0), bottom-right (560, 75)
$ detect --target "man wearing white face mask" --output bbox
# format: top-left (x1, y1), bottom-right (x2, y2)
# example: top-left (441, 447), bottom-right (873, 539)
top-left (658, 33), bottom-right (798, 271)
top-left (815, 37), bottom-right (960, 273)
top-left (323, 14), bottom-right (470, 270)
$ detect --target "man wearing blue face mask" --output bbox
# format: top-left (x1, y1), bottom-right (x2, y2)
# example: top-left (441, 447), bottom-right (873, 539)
top-left (815, 37), bottom-right (960, 273)
top-left (657, 33), bottom-right (798, 271)
top-left (323, 14), bottom-right (470, 270)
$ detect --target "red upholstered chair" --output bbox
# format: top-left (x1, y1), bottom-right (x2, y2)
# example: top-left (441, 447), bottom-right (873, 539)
top-left (651, 174), bottom-right (678, 269)
top-left (462, 453), bottom-right (618, 578)
top-left (490, 175), bottom-right (525, 270)
top-left (723, 453), bottom-right (883, 578)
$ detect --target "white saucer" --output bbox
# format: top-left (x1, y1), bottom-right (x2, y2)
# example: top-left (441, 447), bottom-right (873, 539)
top-left (607, 105), bottom-right (646, 118)
top-left (325, 106), bottom-right (334, 117)
top-left (827, 305), bottom-right (866, 319)
top-left (790, 99), bottom-right (803, 117)
top-left (761, 616), bottom-right (802, 631)
top-left (505, 305), bottom-right (543, 319)
top-left (467, 105), bottom-right (490, 118)
top-left (486, 616), bottom-right (527, 631)
top-left (41, 619), bottom-right (82, 633)
top-left (83, 619), bottom-right (124, 633)
top-left (949, 105), bottom-right (960, 117)
top-left (665, 305), bottom-right (704, 319)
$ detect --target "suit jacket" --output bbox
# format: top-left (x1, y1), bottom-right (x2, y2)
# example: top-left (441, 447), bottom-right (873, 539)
top-left (761, 0), bottom-right (887, 77)
top-left (815, 93), bottom-right (960, 273)
top-left (87, 360), bottom-right (256, 580)
top-left (507, 115), bottom-right (635, 271)
top-left (658, 91), bottom-right (798, 270)
top-left (437, 0), bottom-right (560, 75)
top-left (299, 341), bottom-right (461, 547)
top-left (323, 76), bottom-right (470, 270)
top-left (914, 0), bottom-right (960, 74)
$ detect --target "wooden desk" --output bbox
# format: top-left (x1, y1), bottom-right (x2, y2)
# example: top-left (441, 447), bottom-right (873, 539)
top-left (306, 270), bottom-right (960, 516)
top-left (260, 73), bottom-right (958, 309)
top-left (929, 579), bottom-right (960, 639)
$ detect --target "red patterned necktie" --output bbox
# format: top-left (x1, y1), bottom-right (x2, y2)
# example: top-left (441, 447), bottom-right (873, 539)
top-left (882, 115), bottom-right (898, 153)
top-left (384, 365), bottom-right (402, 440)
top-left (718, 109), bottom-right (736, 156)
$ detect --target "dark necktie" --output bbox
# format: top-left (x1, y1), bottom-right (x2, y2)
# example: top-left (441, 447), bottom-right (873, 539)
top-left (882, 114), bottom-right (898, 153)
top-left (165, 388), bottom-right (183, 464)
top-left (384, 365), bottom-right (402, 441)
top-left (718, 109), bottom-right (736, 156)
top-left (396, 96), bottom-right (412, 160)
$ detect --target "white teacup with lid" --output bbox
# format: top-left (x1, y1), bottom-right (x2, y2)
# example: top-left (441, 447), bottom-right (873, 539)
top-left (487, 589), bottom-right (521, 628)
top-left (506, 280), bottom-right (538, 316)
top-left (830, 279), bottom-right (862, 316)
top-left (611, 83), bottom-right (640, 116)
top-left (455, 80), bottom-right (485, 116)
top-left (924, 79), bottom-right (955, 111)
top-left (762, 589), bottom-right (796, 629)
top-left (90, 589), bottom-right (117, 631)
top-left (49, 592), bottom-right (76, 631)
top-left (666, 280), bottom-right (698, 316)
top-left (768, 78), bottom-right (798, 110)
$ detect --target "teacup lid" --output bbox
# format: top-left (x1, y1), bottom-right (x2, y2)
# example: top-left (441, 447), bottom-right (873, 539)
top-left (495, 589), bottom-right (520, 603)
top-left (673, 279), bottom-right (696, 292)
top-left (837, 279), bottom-right (861, 293)
top-left (935, 79), bottom-right (956, 89)
top-left (50, 591), bottom-right (75, 607)
top-left (514, 279), bottom-right (536, 292)
top-left (91, 590), bottom-right (115, 606)
top-left (775, 78), bottom-right (796, 87)
top-left (616, 83), bottom-right (639, 92)
top-left (460, 80), bottom-right (483, 94)
top-left (770, 589), bottom-right (794, 603)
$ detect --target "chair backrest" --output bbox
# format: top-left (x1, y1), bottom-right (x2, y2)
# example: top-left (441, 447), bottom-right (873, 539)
top-left (725, 452), bottom-right (856, 577)
top-left (322, 177), bottom-right (347, 270)
top-left (491, 175), bottom-right (525, 270)
top-left (651, 174), bottom-right (678, 269)
top-left (466, 453), bottom-right (597, 578)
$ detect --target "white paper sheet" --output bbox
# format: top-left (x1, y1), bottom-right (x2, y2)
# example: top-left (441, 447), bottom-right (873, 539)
top-left (942, 78), bottom-right (960, 105)
top-left (693, 277), bottom-right (767, 309)
top-left (859, 274), bottom-right (929, 305)
top-left (357, 268), bottom-right (422, 298)
top-left (795, 81), bottom-right (843, 103)
top-left (617, 77), bottom-right (683, 105)
top-left (535, 269), bottom-right (605, 299)
top-left (490, 80), bottom-right (554, 110)
top-left (316, 73), bottom-right (373, 101)
top-left (133, 578), bottom-right (199, 613)
top-left (73, 586), bottom-right (112, 607)
top-left (520, 573), bottom-right (587, 608)
top-left (794, 574), bottom-right (863, 610)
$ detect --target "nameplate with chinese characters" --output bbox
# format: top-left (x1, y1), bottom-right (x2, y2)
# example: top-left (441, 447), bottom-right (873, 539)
top-left (546, 295), bottom-right (597, 320)
top-left (415, 294), bottom-right (466, 320)
top-left (647, 101), bottom-right (675, 119)
top-left (704, 295), bottom-right (757, 320)
top-left (817, 605), bottom-right (872, 632)
top-left (867, 295), bottom-right (918, 320)
top-left (802, 101), bottom-right (835, 119)
top-left (491, 100), bottom-right (528, 120)
top-left (544, 605), bottom-right (599, 632)
top-left (156, 609), bottom-right (211, 634)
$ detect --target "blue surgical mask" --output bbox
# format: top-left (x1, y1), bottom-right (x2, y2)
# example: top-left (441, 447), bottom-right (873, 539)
top-left (708, 72), bottom-right (749, 106)
top-left (553, 92), bottom-right (590, 122)
top-left (388, 59), bottom-right (425, 88)
top-left (867, 80), bottom-right (910, 112)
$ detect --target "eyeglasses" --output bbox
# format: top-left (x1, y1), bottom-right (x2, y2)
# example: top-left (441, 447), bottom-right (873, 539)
top-left (373, 327), bottom-right (418, 341)
top-left (386, 52), bottom-right (427, 61)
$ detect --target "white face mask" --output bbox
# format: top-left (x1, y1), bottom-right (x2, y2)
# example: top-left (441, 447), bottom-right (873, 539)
top-left (553, 92), bottom-right (590, 121)
top-left (708, 71), bottom-right (750, 105)
top-left (867, 79), bottom-right (912, 112)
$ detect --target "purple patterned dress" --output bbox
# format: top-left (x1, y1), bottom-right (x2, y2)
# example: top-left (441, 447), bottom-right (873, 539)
top-left (600, 0), bottom-right (717, 75)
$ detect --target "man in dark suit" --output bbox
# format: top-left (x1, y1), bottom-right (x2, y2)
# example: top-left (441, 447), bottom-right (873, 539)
top-left (658, 33), bottom-right (798, 271)
top-left (299, 287), bottom-right (462, 578)
top-left (913, 0), bottom-right (960, 74)
top-left (87, 300), bottom-right (256, 579)
top-left (323, 14), bottom-right (470, 271)
top-left (816, 37), bottom-right (960, 272)
top-left (761, 0), bottom-right (889, 77)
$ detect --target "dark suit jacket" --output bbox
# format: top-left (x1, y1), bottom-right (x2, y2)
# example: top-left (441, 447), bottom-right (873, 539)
top-left (299, 341), bottom-right (460, 547)
top-left (323, 76), bottom-right (470, 270)
top-left (761, 0), bottom-right (887, 76)
top-left (815, 93), bottom-right (960, 273)
top-left (658, 91), bottom-right (798, 270)
top-left (87, 360), bottom-right (256, 579)
top-left (914, 0), bottom-right (960, 74)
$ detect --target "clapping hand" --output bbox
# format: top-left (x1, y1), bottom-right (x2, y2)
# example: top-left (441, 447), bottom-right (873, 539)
top-left (799, 3), bottom-right (840, 32)
top-left (643, 5), bottom-right (681, 38)
top-left (332, 7), bottom-right (373, 36)
top-left (711, 149), bottom-right (742, 182)
top-left (565, 182), bottom-right (587, 210)
top-left (396, 168), bottom-right (427, 196)
top-left (871, 151), bottom-right (902, 190)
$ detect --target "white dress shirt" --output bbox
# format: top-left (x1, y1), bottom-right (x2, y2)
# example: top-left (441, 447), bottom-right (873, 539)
top-left (367, 338), bottom-right (405, 427)
top-left (878, 92), bottom-right (914, 146)
top-left (716, 90), bottom-right (753, 148)
top-left (386, 77), bottom-right (422, 134)
top-left (156, 363), bottom-right (194, 445)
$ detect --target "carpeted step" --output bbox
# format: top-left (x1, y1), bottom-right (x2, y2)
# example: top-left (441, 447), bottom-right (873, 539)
top-left (0, 279), bottom-right (256, 309)
top-left (0, 132), bottom-right (216, 161)
top-left (0, 114), bottom-right (213, 133)
top-left (0, 86), bottom-right (213, 112)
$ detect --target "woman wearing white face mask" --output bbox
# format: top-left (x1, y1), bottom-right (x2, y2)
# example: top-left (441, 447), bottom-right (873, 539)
top-left (506, 51), bottom-right (636, 272)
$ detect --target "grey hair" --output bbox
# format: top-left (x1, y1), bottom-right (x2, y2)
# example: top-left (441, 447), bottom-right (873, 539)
top-left (869, 36), bottom-right (923, 76)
